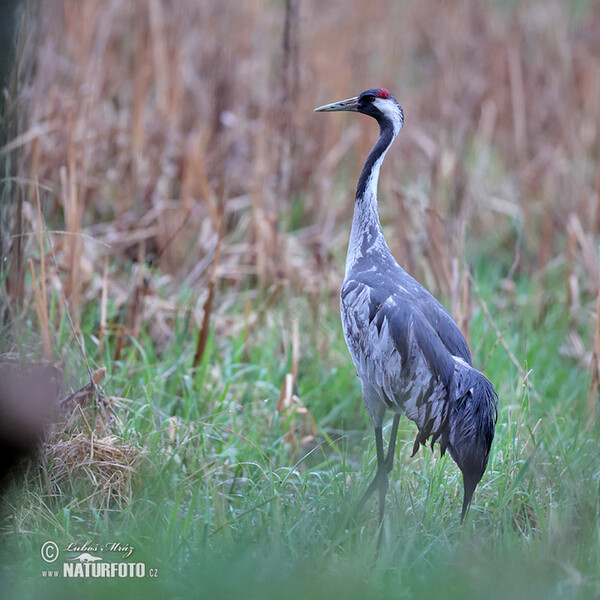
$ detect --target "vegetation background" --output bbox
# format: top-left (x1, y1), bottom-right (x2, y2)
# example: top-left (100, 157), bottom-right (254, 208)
top-left (1, 0), bottom-right (600, 597)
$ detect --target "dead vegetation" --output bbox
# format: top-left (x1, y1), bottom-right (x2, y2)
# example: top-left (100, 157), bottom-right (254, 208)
top-left (4, 0), bottom-right (599, 313)
top-left (43, 432), bottom-right (143, 510)
top-left (0, 352), bottom-right (142, 511)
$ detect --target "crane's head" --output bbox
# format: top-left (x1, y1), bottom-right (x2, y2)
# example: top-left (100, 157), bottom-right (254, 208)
top-left (314, 88), bottom-right (404, 135)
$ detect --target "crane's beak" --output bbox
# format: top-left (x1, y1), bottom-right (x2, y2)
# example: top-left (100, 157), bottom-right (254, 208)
top-left (314, 96), bottom-right (359, 112)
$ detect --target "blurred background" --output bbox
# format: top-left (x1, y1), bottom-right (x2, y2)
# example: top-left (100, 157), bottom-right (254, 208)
top-left (3, 0), bottom-right (600, 333)
top-left (2, 0), bottom-right (600, 597)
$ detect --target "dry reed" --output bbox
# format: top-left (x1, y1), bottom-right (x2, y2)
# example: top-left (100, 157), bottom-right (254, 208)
top-left (2, 0), bottom-right (600, 403)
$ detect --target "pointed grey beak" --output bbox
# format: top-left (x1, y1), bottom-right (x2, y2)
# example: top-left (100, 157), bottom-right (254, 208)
top-left (314, 96), bottom-right (359, 113)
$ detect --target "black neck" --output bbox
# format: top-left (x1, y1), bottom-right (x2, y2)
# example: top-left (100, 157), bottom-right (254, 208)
top-left (356, 118), bottom-right (396, 201)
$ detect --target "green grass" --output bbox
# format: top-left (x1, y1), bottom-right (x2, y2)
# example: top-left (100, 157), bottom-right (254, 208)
top-left (1, 266), bottom-right (599, 599)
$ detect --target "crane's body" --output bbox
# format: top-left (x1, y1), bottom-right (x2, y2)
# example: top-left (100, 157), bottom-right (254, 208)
top-left (315, 88), bottom-right (497, 526)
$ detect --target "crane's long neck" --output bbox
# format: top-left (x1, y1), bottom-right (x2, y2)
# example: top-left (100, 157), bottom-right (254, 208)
top-left (346, 120), bottom-right (398, 276)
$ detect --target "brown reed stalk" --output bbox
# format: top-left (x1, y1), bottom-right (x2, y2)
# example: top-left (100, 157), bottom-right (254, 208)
top-left (276, 372), bottom-right (298, 455)
top-left (59, 110), bottom-right (83, 319)
top-left (114, 242), bottom-right (147, 362)
top-left (586, 289), bottom-right (600, 430)
top-left (148, 0), bottom-right (169, 116)
top-left (35, 180), bottom-right (46, 314)
top-left (99, 255), bottom-right (108, 342)
top-left (28, 259), bottom-right (51, 359)
top-left (276, 0), bottom-right (300, 197)
top-left (565, 216), bottom-right (579, 313)
top-left (291, 317), bottom-right (299, 383)
top-left (507, 37), bottom-right (527, 164)
top-left (242, 298), bottom-right (252, 362)
top-left (425, 209), bottom-right (452, 296)
top-left (450, 258), bottom-right (472, 346)
top-left (251, 106), bottom-right (269, 286)
top-left (193, 220), bottom-right (224, 368)
top-left (183, 131), bottom-right (220, 227)
top-left (7, 190), bottom-right (25, 305)
top-left (277, 373), bottom-right (294, 414)
top-left (461, 267), bottom-right (472, 344)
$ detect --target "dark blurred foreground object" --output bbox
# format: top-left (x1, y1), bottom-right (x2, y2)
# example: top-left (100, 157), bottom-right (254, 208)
top-left (0, 0), bottom-right (22, 130)
top-left (0, 354), bottom-right (60, 489)
top-left (314, 89), bottom-right (498, 536)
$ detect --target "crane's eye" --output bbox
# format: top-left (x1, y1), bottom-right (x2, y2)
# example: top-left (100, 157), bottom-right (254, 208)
top-left (363, 95), bottom-right (375, 103)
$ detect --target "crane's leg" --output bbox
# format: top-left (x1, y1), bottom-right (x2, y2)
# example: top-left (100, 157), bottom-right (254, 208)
top-left (384, 414), bottom-right (400, 474)
top-left (356, 414), bottom-right (401, 521)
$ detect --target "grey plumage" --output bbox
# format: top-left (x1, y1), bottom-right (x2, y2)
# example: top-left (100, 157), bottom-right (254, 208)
top-left (315, 88), bottom-right (498, 526)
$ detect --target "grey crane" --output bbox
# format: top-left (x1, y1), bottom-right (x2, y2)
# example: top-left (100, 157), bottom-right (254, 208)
top-left (314, 88), bottom-right (498, 527)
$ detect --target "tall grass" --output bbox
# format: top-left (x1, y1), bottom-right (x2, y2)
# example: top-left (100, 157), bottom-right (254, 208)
top-left (2, 272), bottom-right (598, 598)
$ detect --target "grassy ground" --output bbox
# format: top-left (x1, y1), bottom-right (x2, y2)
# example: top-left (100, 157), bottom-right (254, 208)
top-left (2, 0), bottom-right (600, 598)
top-left (1, 263), bottom-right (599, 599)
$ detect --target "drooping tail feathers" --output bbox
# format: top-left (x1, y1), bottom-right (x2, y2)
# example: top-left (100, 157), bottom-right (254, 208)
top-left (449, 363), bottom-right (498, 519)
top-left (410, 359), bottom-right (498, 518)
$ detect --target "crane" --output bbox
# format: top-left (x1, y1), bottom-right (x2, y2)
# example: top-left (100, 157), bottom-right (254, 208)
top-left (314, 88), bottom-right (498, 528)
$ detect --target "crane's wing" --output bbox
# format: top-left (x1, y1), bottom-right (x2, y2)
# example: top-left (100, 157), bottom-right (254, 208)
top-left (341, 276), bottom-right (454, 430)
top-left (345, 257), bottom-right (472, 366)
top-left (406, 281), bottom-right (472, 366)
top-left (367, 286), bottom-right (456, 385)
